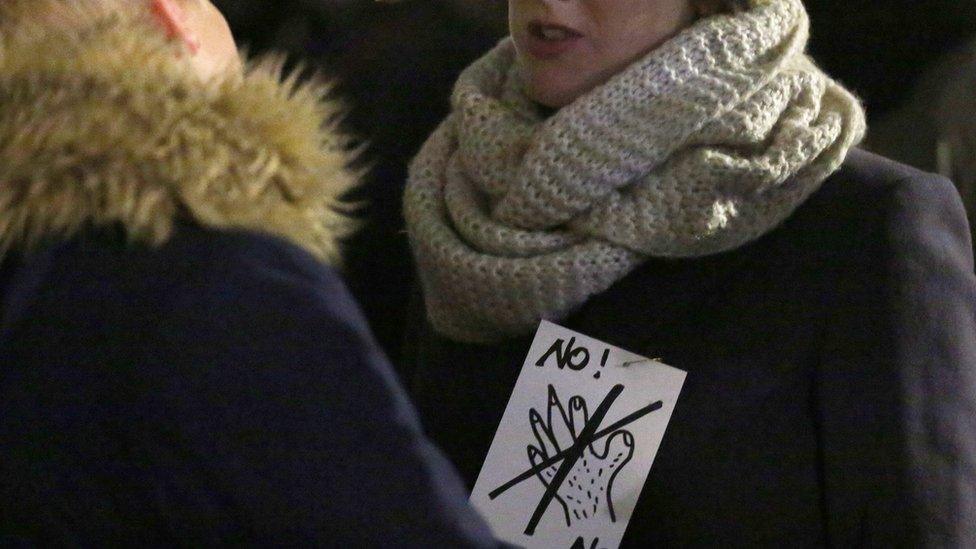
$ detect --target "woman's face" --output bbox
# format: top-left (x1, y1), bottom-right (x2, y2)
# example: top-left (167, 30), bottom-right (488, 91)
top-left (509, 0), bottom-right (698, 108)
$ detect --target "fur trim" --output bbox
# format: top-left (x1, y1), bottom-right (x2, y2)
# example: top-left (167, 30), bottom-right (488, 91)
top-left (0, 0), bottom-right (357, 263)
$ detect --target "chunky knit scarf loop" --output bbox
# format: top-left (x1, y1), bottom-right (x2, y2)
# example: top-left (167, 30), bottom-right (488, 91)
top-left (406, 0), bottom-right (866, 343)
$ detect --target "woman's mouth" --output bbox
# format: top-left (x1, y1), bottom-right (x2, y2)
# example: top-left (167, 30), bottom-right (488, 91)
top-left (524, 21), bottom-right (584, 59)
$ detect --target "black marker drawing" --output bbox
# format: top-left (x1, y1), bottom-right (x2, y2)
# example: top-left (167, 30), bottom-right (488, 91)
top-left (488, 383), bottom-right (664, 536)
top-left (529, 386), bottom-right (634, 528)
top-left (594, 349), bottom-right (610, 379)
top-left (536, 337), bottom-right (591, 371)
top-left (535, 337), bottom-right (613, 378)
top-left (570, 536), bottom-right (604, 549)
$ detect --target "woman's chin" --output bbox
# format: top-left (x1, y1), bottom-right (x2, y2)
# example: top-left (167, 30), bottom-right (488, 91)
top-left (524, 79), bottom-right (583, 109)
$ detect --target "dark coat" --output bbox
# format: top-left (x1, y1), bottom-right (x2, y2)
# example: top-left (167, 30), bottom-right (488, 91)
top-left (0, 224), bottom-right (498, 547)
top-left (0, 7), bottom-right (499, 546)
top-left (404, 149), bottom-right (976, 547)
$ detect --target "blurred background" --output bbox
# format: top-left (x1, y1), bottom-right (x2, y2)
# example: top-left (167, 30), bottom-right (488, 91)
top-left (212, 0), bottom-right (976, 357)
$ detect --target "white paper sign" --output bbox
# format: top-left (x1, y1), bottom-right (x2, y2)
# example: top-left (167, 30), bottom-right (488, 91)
top-left (470, 321), bottom-right (686, 549)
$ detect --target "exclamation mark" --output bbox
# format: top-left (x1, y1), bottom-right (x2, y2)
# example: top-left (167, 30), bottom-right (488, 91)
top-left (593, 348), bottom-right (610, 379)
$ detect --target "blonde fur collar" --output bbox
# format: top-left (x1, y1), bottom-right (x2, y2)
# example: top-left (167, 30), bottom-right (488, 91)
top-left (0, 0), bottom-right (355, 263)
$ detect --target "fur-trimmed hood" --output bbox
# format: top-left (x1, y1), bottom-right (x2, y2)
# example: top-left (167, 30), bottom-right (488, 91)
top-left (0, 0), bottom-right (356, 263)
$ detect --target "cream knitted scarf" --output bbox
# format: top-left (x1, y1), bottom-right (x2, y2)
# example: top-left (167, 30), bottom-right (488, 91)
top-left (406, 0), bottom-right (866, 343)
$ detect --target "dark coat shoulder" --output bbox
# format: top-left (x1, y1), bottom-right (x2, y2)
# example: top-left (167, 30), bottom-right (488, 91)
top-left (808, 150), bottom-right (976, 546)
top-left (0, 225), bottom-right (498, 547)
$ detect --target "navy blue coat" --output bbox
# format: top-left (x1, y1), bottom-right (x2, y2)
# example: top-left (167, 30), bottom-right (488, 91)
top-left (405, 149), bottom-right (976, 546)
top-left (0, 224), bottom-right (498, 547)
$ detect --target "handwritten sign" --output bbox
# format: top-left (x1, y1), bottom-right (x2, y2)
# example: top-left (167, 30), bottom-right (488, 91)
top-left (470, 321), bottom-right (686, 549)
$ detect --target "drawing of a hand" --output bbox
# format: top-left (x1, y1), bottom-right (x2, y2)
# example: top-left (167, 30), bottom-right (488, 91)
top-left (527, 386), bottom-right (635, 528)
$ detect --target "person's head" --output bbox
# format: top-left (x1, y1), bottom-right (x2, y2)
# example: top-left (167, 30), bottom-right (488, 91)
top-left (0, 0), bottom-right (240, 81)
top-left (510, 0), bottom-right (748, 107)
top-left (150, 0), bottom-right (241, 81)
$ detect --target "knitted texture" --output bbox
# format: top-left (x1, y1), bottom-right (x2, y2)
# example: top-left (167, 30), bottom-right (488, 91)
top-left (405, 0), bottom-right (866, 343)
